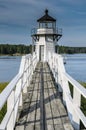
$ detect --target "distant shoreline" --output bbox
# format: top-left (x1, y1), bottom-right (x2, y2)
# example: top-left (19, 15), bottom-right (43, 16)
top-left (0, 44), bottom-right (86, 55)
top-left (0, 53), bottom-right (24, 56)
top-left (0, 44), bottom-right (32, 55)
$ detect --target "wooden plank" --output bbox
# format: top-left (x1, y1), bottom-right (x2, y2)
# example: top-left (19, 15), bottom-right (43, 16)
top-left (40, 67), bottom-right (47, 130)
top-left (25, 125), bottom-right (34, 130)
top-left (47, 125), bottom-right (54, 130)
top-left (35, 81), bottom-right (40, 130)
top-left (55, 125), bottom-right (64, 130)
top-left (63, 123), bottom-right (74, 130)
top-left (43, 63), bottom-right (54, 130)
top-left (15, 125), bottom-right (24, 130)
top-left (26, 70), bottom-right (40, 130)
top-left (44, 86), bottom-right (53, 125)
top-left (46, 75), bottom-right (62, 127)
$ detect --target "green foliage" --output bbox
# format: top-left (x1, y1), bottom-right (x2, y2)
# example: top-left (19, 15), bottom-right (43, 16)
top-left (69, 81), bottom-right (86, 128)
top-left (79, 82), bottom-right (86, 129)
top-left (1, 44), bottom-right (86, 55)
top-left (0, 44), bottom-right (32, 55)
top-left (79, 82), bottom-right (86, 116)
top-left (0, 82), bottom-right (8, 93)
top-left (56, 45), bottom-right (86, 54)
top-left (80, 82), bottom-right (86, 88)
top-left (0, 82), bottom-right (8, 123)
top-left (68, 82), bottom-right (73, 98)
top-left (69, 81), bottom-right (86, 115)
top-left (0, 103), bottom-right (7, 123)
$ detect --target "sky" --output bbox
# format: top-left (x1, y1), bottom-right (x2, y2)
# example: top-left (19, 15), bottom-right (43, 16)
top-left (0, 0), bottom-right (86, 47)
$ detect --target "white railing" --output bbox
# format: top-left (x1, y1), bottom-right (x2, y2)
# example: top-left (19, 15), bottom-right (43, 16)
top-left (48, 52), bottom-right (86, 130)
top-left (0, 52), bottom-right (38, 130)
top-left (31, 28), bottom-right (62, 36)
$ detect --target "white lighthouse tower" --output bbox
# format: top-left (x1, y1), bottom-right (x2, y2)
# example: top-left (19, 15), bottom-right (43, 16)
top-left (31, 9), bottom-right (62, 61)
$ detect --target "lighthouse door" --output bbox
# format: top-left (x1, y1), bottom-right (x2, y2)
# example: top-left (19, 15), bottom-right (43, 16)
top-left (39, 45), bottom-right (44, 61)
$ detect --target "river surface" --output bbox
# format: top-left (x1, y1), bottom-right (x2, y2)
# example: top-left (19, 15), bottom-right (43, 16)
top-left (64, 54), bottom-right (86, 82)
top-left (0, 56), bottom-right (21, 82)
top-left (0, 54), bottom-right (86, 82)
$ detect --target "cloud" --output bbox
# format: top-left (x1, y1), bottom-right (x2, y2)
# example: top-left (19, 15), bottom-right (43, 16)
top-left (72, 10), bottom-right (86, 15)
top-left (0, 0), bottom-right (65, 29)
top-left (60, 0), bottom-right (86, 5)
top-left (0, 0), bottom-right (86, 46)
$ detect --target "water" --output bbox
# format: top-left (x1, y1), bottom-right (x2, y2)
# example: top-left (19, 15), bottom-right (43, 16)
top-left (64, 54), bottom-right (86, 82)
top-left (0, 56), bottom-right (21, 82)
top-left (0, 54), bottom-right (86, 82)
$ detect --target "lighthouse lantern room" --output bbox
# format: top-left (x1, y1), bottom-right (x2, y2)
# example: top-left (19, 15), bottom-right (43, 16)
top-left (31, 9), bottom-right (62, 61)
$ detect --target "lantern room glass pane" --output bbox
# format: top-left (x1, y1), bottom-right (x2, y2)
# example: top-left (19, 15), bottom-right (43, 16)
top-left (39, 22), bottom-right (56, 29)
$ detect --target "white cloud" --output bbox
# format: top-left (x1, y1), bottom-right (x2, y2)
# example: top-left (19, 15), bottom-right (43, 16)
top-left (60, 0), bottom-right (86, 5)
top-left (0, 0), bottom-right (86, 46)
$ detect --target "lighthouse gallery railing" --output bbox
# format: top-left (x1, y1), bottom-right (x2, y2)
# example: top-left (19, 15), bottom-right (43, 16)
top-left (31, 27), bottom-right (62, 36)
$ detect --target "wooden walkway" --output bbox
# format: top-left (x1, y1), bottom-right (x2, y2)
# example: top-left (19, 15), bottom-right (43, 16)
top-left (15, 62), bottom-right (74, 130)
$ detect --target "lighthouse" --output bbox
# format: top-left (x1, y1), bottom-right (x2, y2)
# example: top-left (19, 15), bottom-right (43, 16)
top-left (31, 9), bottom-right (62, 61)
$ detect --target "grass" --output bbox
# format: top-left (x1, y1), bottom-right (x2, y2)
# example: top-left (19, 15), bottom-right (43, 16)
top-left (69, 81), bottom-right (86, 115)
top-left (0, 82), bottom-right (8, 93)
top-left (0, 82), bottom-right (8, 123)
top-left (68, 82), bottom-right (73, 98)
top-left (68, 81), bottom-right (86, 129)
top-left (80, 82), bottom-right (86, 116)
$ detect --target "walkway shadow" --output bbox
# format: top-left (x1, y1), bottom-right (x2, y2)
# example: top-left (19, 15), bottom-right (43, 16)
top-left (19, 91), bottom-right (59, 119)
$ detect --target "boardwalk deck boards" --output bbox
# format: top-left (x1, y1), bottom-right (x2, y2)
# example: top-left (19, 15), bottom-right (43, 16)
top-left (15, 62), bottom-right (74, 130)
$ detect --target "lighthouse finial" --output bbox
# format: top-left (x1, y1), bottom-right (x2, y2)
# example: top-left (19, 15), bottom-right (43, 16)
top-left (45, 9), bottom-right (48, 15)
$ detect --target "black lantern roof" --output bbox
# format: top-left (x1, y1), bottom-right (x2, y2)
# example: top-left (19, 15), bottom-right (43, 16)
top-left (37, 9), bottom-right (56, 22)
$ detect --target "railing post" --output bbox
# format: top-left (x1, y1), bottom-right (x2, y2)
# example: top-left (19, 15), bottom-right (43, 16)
top-left (57, 68), bottom-right (63, 93)
top-left (28, 58), bottom-right (31, 85)
top-left (31, 55), bottom-right (33, 78)
top-left (72, 87), bottom-right (81, 130)
top-left (27, 58), bottom-right (30, 87)
top-left (32, 54), bottom-right (34, 72)
top-left (7, 90), bottom-right (15, 130)
top-left (57, 55), bottom-right (65, 97)
top-left (54, 58), bottom-right (58, 84)
top-left (23, 72), bottom-right (27, 93)
top-left (13, 79), bottom-right (21, 123)
top-left (16, 79), bottom-right (23, 107)
top-left (29, 56), bottom-right (32, 81)
top-left (23, 58), bottom-right (28, 93)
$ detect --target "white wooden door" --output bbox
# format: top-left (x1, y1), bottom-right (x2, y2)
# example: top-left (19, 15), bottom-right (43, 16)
top-left (39, 45), bottom-right (44, 61)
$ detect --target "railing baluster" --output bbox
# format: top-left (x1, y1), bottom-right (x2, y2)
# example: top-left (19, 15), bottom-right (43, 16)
top-left (27, 58), bottom-right (29, 87)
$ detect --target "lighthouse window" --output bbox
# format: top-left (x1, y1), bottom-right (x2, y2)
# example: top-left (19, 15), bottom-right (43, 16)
top-left (39, 22), bottom-right (55, 29)
top-left (45, 22), bottom-right (48, 28)
top-left (45, 22), bottom-right (53, 28)
top-left (48, 23), bottom-right (53, 28)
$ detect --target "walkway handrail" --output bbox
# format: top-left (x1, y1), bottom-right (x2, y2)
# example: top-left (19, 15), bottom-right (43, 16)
top-left (0, 73), bottom-right (20, 110)
top-left (64, 72), bottom-right (86, 127)
top-left (0, 52), bottom-right (38, 130)
top-left (65, 72), bottom-right (86, 98)
top-left (48, 52), bottom-right (86, 130)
